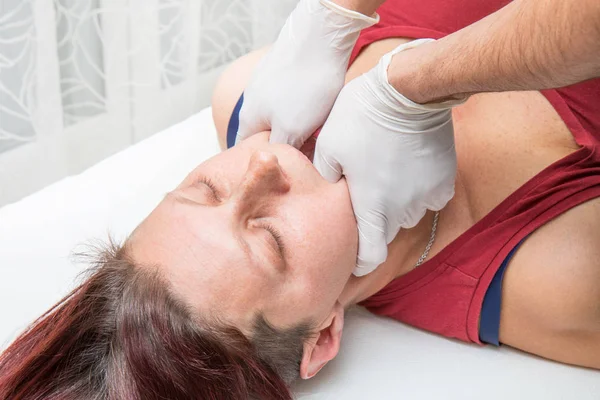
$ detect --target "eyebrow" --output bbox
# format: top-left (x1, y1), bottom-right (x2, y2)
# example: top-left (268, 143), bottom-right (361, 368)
top-left (167, 189), bottom-right (286, 268)
top-left (168, 180), bottom-right (214, 205)
top-left (167, 191), bottom-right (198, 205)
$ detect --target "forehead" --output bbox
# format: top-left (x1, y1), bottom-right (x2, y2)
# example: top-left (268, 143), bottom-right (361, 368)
top-left (192, 133), bottom-right (271, 168)
top-left (129, 195), bottom-right (266, 327)
top-left (176, 144), bottom-right (251, 190)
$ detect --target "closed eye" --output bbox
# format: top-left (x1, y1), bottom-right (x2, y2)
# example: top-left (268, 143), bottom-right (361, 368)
top-left (260, 222), bottom-right (286, 259)
top-left (196, 177), bottom-right (220, 201)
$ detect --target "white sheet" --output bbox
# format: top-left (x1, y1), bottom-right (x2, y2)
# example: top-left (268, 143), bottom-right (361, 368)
top-left (1, 108), bottom-right (598, 399)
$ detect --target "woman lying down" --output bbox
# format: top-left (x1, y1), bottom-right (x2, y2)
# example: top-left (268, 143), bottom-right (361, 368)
top-left (2, 5), bottom-right (600, 400)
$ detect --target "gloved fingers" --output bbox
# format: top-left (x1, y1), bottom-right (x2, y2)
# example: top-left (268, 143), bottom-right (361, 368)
top-left (399, 205), bottom-right (428, 230)
top-left (313, 146), bottom-right (342, 183)
top-left (385, 219), bottom-right (403, 244)
top-left (428, 185), bottom-right (455, 212)
top-left (353, 219), bottom-right (388, 276)
top-left (423, 181), bottom-right (456, 212)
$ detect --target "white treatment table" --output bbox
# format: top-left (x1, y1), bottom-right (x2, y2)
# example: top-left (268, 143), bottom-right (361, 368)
top-left (1, 108), bottom-right (598, 399)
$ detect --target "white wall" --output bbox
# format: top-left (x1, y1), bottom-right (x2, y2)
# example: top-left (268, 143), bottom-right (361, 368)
top-left (0, 0), bottom-right (299, 206)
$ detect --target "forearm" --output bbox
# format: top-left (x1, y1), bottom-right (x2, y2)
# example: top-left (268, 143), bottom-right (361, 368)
top-left (389, 0), bottom-right (600, 104)
top-left (331, 0), bottom-right (386, 17)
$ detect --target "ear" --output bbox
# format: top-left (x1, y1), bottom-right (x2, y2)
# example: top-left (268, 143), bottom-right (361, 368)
top-left (299, 301), bottom-right (345, 380)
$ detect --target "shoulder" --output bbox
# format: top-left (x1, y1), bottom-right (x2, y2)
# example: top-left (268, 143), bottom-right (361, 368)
top-left (499, 197), bottom-right (600, 369)
top-left (211, 47), bottom-right (270, 149)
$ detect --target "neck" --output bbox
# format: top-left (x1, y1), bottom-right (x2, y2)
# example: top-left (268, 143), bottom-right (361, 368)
top-left (338, 210), bottom-right (438, 308)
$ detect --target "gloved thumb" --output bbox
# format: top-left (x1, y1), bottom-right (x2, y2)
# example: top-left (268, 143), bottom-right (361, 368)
top-left (353, 220), bottom-right (389, 276)
top-left (269, 122), bottom-right (305, 149)
top-left (236, 103), bottom-right (270, 144)
top-left (313, 143), bottom-right (342, 183)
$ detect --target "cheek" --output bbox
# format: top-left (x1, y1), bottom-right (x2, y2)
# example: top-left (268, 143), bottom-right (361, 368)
top-left (283, 185), bottom-right (357, 273)
top-left (316, 183), bottom-right (358, 253)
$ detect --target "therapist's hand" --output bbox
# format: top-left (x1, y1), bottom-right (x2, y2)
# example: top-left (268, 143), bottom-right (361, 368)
top-left (314, 39), bottom-right (466, 276)
top-left (236, 0), bottom-right (378, 148)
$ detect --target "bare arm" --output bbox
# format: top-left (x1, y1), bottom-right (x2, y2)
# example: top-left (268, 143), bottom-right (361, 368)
top-left (389, 0), bottom-right (600, 104)
top-left (500, 198), bottom-right (600, 370)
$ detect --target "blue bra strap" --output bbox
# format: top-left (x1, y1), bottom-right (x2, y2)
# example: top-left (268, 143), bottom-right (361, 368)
top-left (226, 93), bottom-right (244, 149)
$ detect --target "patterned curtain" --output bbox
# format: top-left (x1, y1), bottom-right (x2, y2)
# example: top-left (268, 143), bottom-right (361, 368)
top-left (0, 0), bottom-right (299, 205)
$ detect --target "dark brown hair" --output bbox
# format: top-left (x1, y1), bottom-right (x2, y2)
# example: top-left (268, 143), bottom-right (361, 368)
top-left (0, 239), bottom-right (313, 399)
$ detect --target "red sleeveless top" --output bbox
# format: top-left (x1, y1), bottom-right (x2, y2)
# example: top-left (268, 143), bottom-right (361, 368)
top-left (355, 0), bottom-right (600, 344)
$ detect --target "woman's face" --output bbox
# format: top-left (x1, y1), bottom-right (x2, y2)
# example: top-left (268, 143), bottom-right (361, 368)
top-left (129, 132), bottom-right (357, 331)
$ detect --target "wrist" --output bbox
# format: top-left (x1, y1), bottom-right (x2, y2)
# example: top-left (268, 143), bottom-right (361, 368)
top-left (326, 0), bottom-right (382, 19)
top-left (387, 50), bottom-right (428, 104)
top-left (387, 41), bottom-right (469, 105)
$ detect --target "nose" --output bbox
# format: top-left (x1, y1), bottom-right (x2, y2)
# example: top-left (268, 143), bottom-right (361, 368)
top-left (232, 151), bottom-right (290, 209)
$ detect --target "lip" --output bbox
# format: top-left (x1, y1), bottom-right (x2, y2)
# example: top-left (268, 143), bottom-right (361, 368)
top-left (268, 143), bottom-right (331, 192)
top-left (297, 147), bottom-right (314, 164)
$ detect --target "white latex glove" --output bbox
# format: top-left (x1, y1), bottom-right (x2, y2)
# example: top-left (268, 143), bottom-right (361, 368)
top-left (314, 39), bottom-right (467, 276)
top-left (237, 0), bottom-right (378, 148)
